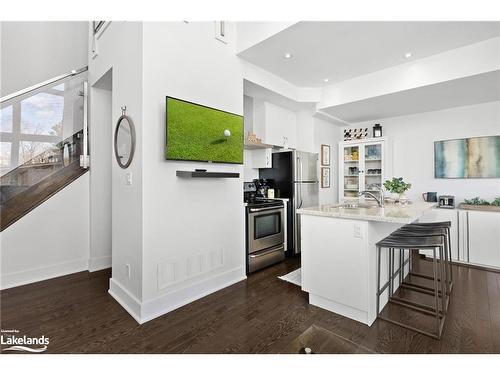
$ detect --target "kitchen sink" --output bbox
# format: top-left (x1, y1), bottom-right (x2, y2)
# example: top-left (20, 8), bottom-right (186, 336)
top-left (335, 202), bottom-right (377, 209)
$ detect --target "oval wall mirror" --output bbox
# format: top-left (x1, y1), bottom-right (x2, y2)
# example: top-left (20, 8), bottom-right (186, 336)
top-left (114, 109), bottom-right (136, 169)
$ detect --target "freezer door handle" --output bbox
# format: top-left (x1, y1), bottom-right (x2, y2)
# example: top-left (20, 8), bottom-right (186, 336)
top-left (297, 156), bottom-right (303, 208)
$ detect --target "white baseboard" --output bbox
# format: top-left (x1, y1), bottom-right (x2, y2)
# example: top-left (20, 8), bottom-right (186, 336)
top-left (0, 258), bottom-right (89, 290)
top-left (140, 266), bottom-right (246, 324)
top-left (88, 255), bottom-right (112, 272)
top-left (309, 294), bottom-right (369, 326)
top-left (108, 278), bottom-right (142, 324)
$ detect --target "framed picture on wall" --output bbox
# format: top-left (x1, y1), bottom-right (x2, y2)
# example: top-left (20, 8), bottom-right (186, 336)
top-left (321, 144), bottom-right (330, 166)
top-left (434, 135), bottom-right (500, 178)
top-left (321, 167), bottom-right (331, 188)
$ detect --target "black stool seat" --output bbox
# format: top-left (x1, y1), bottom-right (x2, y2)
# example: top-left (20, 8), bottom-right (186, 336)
top-left (405, 221), bottom-right (451, 228)
top-left (377, 235), bottom-right (444, 248)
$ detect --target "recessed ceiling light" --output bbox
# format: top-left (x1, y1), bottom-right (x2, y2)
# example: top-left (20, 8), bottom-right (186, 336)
top-left (405, 52), bottom-right (413, 59)
top-left (283, 53), bottom-right (293, 59)
top-left (323, 78), bottom-right (329, 83)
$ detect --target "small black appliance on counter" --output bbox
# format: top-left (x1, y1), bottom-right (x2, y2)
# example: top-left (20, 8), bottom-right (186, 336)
top-left (439, 195), bottom-right (455, 209)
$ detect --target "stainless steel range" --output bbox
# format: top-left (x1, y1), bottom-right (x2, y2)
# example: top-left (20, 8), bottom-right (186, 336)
top-left (244, 182), bottom-right (285, 274)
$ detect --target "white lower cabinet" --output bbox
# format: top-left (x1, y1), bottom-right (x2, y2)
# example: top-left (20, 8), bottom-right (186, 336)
top-left (466, 210), bottom-right (500, 268)
top-left (419, 208), bottom-right (500, 269)
top-left (418, 208), bottom-right (460, 261)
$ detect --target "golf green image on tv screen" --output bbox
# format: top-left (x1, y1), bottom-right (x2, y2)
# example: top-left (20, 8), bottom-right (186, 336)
top-left (166, 97), bottom-right (243, 164)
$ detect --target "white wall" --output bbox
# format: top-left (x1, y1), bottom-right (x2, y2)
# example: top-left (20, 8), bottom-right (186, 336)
top-left (314, 116), bottom-right (341, 204)
top-left (0, 22), bottom-right (88, 96)
top-left (140, 22), bottom-right (245, 321)
top-left (88, 22), bottom-right (144, 309)
top-left (89, 77), bottom-right (112, 272)
top-left (0, 21), bottom-right (94, 290)
top-left (345, 101), bottom-right (500, 204)
top-left (0, 174), bottom-right (90, 289)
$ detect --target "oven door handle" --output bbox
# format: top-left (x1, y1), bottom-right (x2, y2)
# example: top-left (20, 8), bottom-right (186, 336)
top-left (249, 244), bottom-right (284, 258)
top-left (249, 206), bottom-right (283, 213)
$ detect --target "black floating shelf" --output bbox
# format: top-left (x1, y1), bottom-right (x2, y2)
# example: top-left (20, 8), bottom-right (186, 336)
top-left (176, 170), bottom-right (240, 179)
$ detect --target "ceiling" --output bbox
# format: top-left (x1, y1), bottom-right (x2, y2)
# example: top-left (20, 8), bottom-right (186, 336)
top-left (238, 21), bottom-right (500, 87)
top-left (243, 80), bottom-right (314, 112)
top-left (320, 70), bottom-right (500, 123)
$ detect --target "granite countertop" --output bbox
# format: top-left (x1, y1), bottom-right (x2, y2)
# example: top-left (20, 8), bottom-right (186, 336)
top-left (297, 201), bottom-right (436, 224)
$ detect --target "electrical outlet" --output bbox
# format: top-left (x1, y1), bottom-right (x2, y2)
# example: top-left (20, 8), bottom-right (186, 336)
top-left (354, 224), bottom-right (363, 238)
top-left (125, 264), bottom-right (131, 278)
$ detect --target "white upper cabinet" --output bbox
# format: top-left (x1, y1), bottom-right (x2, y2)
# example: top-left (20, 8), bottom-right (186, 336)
top-left (253, 100), bottom-right (297, 149)
top-left (263, 102), bottom-right (297, 148)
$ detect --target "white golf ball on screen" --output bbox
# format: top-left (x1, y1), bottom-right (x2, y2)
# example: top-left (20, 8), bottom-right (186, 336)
top-left (224, 129), bottom-right (231, 137)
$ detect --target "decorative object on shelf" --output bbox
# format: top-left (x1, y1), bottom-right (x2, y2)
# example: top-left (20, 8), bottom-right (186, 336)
top-left (373, 124), bottom-right (383, 138)
top-left (344, 149), bottom-right (359, 161)
top-left (348, 166), bottom-right (358, 175)
top-left (321, 144), bottom-right (330, 166)
top-left (321, 167), bottom-right (331, 188)
top-left (434, 135), bottom-right (500, 178)
top-left (246, 131), bottom-right (262, 145)
top-left (114, 106), bottom-right (136, 169)
top-left (383, 177), bottom-right (412, 203)
top-left (282, 136), bottom-right (289, 150)
top-left (460, 196), bottom-right (500, 211)
top-left (365, 144), bottom-right (381, 160)
top-left (343, 128), bottom-right (368, 141)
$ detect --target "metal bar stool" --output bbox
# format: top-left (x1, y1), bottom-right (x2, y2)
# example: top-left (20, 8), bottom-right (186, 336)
top-left (376, 234), bottom-right (447, 339)
top-left (404, 221), bottom-right (453, 294)
top-left (391, 227), bottom-right (450, 314)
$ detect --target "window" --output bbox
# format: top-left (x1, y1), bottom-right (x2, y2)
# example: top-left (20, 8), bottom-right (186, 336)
top-left (0, 75), bottom-right (85, 176)
top-left (0, 106), bottom-right (13, 132)
top-left (0, 142), bottom-right (12, 175)
top-left (21, 93), bottom-right (64, 135)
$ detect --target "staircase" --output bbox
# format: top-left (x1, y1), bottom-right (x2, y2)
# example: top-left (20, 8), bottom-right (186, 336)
top-left (0, 67), bottom-right (89, 231)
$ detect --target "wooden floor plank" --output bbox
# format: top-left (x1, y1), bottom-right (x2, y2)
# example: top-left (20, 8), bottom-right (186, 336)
top-left (1, 258), bottom-right (499, 354)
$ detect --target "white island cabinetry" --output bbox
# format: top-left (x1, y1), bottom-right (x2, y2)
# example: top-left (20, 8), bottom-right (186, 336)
top-left (299, 202), bottom-right (435, 326)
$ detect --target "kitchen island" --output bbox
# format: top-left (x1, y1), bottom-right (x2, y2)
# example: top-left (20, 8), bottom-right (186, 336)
top-left (297, 201), bottom-right (435, 326)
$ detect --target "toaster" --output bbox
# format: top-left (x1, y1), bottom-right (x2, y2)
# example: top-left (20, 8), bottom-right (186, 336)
top-left (438, 195), bottom-right (455, 209)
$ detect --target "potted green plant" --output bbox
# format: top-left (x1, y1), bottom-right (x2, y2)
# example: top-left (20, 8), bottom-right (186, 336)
top-left (383, 177), bottom-right (412, 203)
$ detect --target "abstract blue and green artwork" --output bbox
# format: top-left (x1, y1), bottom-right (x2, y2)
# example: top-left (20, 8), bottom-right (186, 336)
top-left (434, 136), bottom-right (500, 178)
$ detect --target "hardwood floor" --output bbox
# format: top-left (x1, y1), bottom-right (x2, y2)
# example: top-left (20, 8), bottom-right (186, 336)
top-left (1, 258), bottom-right (499, 354)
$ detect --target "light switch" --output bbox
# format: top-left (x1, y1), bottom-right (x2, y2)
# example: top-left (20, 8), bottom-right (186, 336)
top-left (126, 172), bottom-right (133, 185)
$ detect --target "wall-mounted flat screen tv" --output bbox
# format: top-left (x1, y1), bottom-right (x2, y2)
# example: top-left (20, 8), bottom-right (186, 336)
top-left (166, 96), bottom-right (244, 164)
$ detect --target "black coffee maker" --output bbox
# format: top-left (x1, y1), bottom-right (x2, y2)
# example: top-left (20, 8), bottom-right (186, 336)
top-left (253, 179), bottom-right (273, 198)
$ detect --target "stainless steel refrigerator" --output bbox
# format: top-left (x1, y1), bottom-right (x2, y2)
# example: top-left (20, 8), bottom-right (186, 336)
top-left (259, 150), bottom-right (319, 254)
